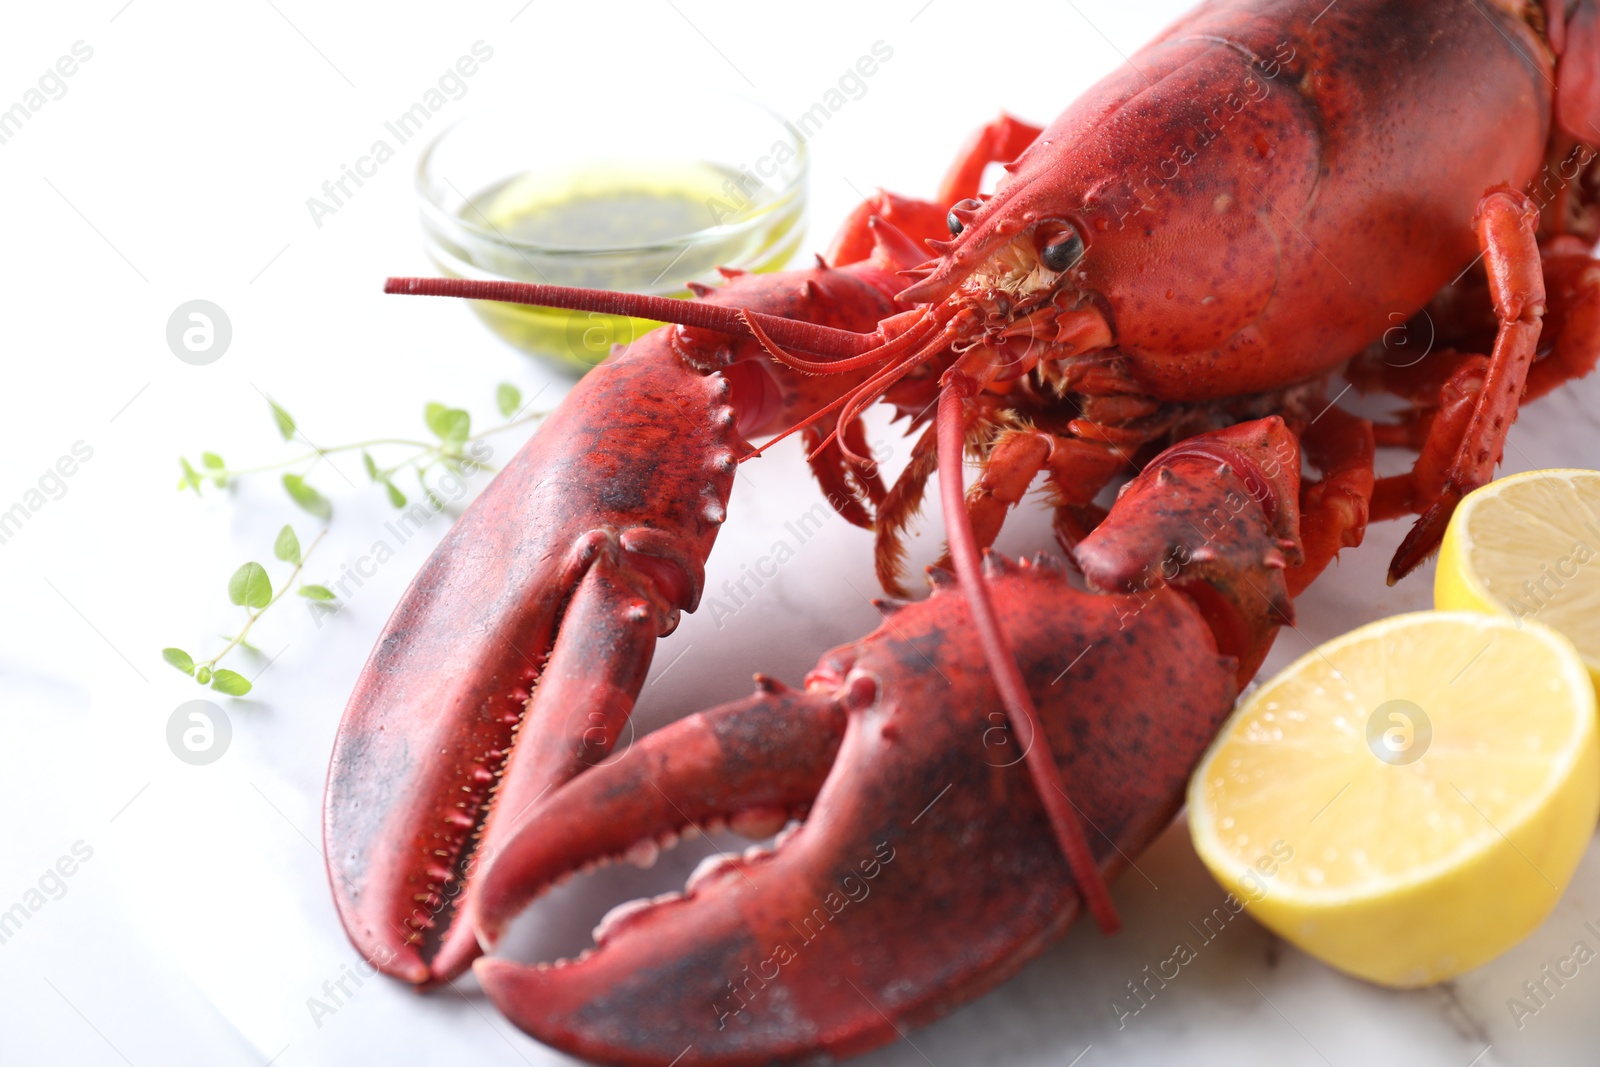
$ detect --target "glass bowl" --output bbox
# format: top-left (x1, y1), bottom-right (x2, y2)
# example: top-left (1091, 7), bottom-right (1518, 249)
top-left (415, 95), bottom-right (808, 372)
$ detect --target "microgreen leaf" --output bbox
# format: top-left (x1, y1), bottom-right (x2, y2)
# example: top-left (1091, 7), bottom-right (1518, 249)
top-left (179, 457), bottom-right (203, 494)
top-left (298, 584), bottom-right (336, 601)
top-left (496, 383), bottom-right (521, 419)
top-left (162, 648), bottom-right (195, 676)
top-left (228, 562), bottom-right (272, 610)
top-left (269, 400), bottom-right (296, 440)
top-left (282, 473), bottom-right (332, 519)
top-left (424, 402), bottom-right (471, 443)
top-left (210, 669), bottom-right (252, 696)
top-left (274, 524), bottom-right (301, 565)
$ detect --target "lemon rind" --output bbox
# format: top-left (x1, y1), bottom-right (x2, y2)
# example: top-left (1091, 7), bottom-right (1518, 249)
top-left (1444, 468), bottom-right (1600, 673)
top-left (1188, 610), bottom-right (1596, 909)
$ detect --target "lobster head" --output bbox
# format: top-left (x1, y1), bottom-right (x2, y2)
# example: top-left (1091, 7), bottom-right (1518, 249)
top-left (898, 35), bottom-right (1318, 395)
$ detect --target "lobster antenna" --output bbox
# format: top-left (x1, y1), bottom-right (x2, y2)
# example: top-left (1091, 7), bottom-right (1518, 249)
top-left (743, 305), bottom-right (940, 375)
top-left (935, 376), bottom-right (1121, 934)
top-left (384, 277), bottom-right (878, 361)
top-left (756, 318), bottom-right (957, 461)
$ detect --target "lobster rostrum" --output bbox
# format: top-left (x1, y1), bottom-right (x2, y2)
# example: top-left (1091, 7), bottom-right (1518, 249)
top-left (326, 0), bottom-right (1600, 1063)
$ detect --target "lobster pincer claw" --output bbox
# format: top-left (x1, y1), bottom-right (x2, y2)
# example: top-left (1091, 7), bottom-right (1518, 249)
top-left (471, 558), bottom-right (1240, 1067)
top-left (324, 341), bottom-right (747, 986)
top-left (1077, 416), bottom-right (1304, 684)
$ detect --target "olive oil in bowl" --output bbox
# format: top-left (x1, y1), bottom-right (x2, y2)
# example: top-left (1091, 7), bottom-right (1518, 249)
top-left (415, 101), bottom-right (807, 372)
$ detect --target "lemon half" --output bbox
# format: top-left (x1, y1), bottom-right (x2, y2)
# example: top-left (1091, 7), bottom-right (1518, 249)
top-left (1188, 611), bottom-right (1597, 987)
top-left (1435, 468), bottom-right (1600, 689)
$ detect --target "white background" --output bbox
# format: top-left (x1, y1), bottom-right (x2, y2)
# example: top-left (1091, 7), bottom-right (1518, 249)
top-left (2, 1), bottom-right (1599, 1064)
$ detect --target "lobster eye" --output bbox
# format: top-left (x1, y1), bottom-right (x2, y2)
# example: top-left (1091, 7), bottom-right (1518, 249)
top-left (946, 198), bottom-right (981, 236)
top-left (1040, 228), bottom-right (1085, 272)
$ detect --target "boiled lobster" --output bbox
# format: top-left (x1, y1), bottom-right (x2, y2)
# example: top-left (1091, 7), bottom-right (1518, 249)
top-left (324, 0), bottom-right (1600, 1062)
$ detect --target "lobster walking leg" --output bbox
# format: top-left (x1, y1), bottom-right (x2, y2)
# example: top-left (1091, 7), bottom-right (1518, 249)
top-left (952, 427), bottom-right (1124, 562)
top-left (1525, 248), bottom-right (1600, 400)
top-left (826, 114), bottom-right (1043, 269)
top-left (1290, 405), bottom-right (1375, 597)
top-left (934, 113), bottom-right (1046, 205)
top-left (1391, 188), bottom-right (1546, 580)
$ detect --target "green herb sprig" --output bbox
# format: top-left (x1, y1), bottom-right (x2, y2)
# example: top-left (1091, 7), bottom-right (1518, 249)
top-left (162, 525), bottom-right (333, 697)
top-left (178, 383), bottom-right (541, 519)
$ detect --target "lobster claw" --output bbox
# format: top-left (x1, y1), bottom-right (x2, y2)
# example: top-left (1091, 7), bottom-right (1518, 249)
top-left (326, 258), bottom-right (906, 987)
top-left (470, 557), bottom-right (1240, 1066)
top-left (324, 344), bottom-right (746, 985)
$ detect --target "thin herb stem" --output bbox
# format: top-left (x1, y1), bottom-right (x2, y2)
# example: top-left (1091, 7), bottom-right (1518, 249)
top-left (212, 411), bottom-right (538, 480)
top-left (201, 529), bottom-right (327, 673)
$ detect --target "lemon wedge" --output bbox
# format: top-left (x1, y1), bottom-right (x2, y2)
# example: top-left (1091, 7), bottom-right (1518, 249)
top-left (1188, 611), bottom-right (1597, 987)
top-left (1435, 468), bottom-right (1600, 689)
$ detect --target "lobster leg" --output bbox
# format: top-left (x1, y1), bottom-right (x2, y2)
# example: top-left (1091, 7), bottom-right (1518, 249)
top-left (1370, 356), bottom-right (1490, 521)
top-left (826, 191), bottom-right (960, 272)
top-left (1390, 187), bottom-right (1546, 580)
top-left (826, 113), bottom-right (1045, 269)
top-left (1525, 247), bottom-right (1600, 400)
top-left (1289, 405), bottom-right (1375, 597)
top-left (934, 113), bottom-right (1046, 205)
top-left (873, 419), bottom-right (945, 598)
top-left (931, 425), bottom-right (1124, 571)
top-left (1366, 243), bottom-right (1598, 526)
top-left (801, 418), bottom-right (887, 530)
